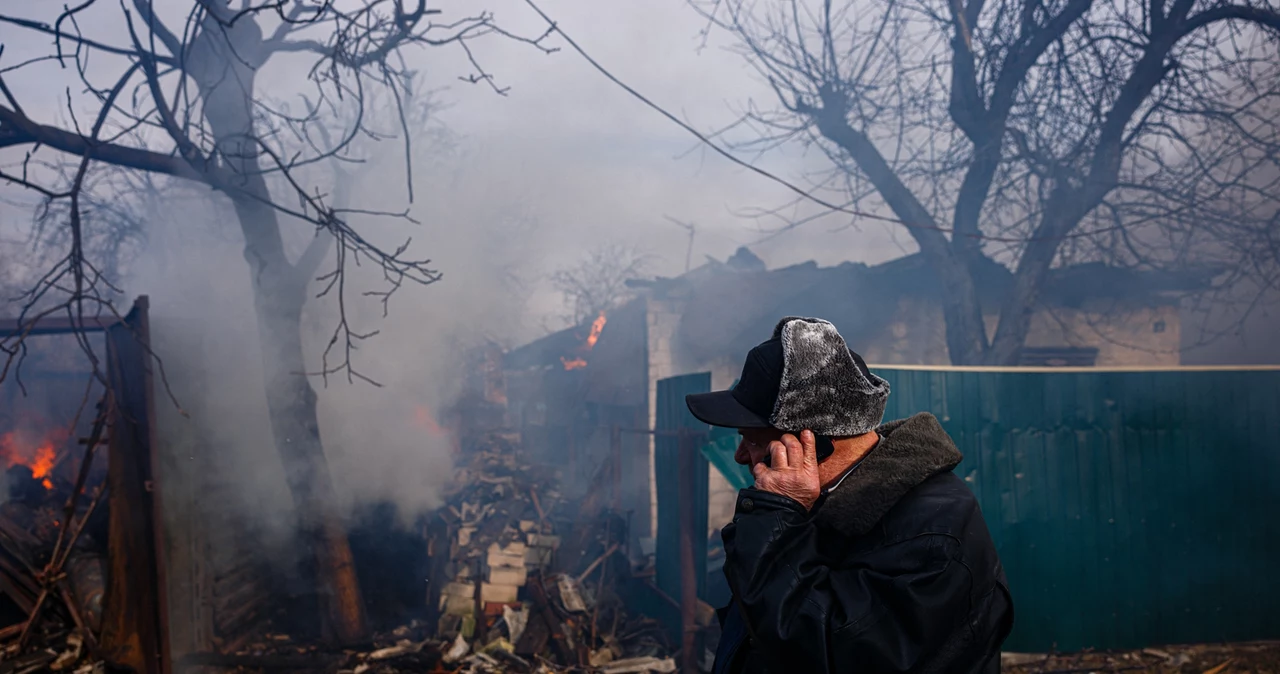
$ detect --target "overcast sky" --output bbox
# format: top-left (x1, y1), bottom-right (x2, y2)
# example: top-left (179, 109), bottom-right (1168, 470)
top-left (1, 0), bottom-right (1276, 526)
top-left (0, 0), bottom-right (918, 333)
top-left (0, 0), bottom-right (926, 520)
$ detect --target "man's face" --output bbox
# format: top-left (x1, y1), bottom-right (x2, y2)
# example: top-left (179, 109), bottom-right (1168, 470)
top-left (736, 427), bottom-right (787, 468)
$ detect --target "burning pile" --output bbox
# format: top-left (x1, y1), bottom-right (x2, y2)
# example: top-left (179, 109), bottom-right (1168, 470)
top-left (425, 430), bottom-right (674, 673)
top-left (0, 403), bottom-right (110, 674)
top-left (0, 427), bottom-right (64, 491)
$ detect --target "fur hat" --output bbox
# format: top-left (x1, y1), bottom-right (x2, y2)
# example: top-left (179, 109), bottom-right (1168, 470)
top-left (685, 316), bottom-right (890, 437)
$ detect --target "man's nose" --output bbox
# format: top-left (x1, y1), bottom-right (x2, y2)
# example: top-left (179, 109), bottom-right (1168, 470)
top-left (734, 441), bottom-right (750, 465)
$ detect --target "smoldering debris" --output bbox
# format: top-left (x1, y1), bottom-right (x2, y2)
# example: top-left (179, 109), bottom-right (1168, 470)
top-left (175, 429), bottom-right (675, 674)
top-left (1001, 642), bottom-right (1280, 673)
top-left (0, 401), bottom-right (111, 674)
top-left (426, 430), bottom-right (673, 672)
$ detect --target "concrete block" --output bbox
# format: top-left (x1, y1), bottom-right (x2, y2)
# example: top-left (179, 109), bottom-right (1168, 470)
top-left (481, 582), bottom-right (520, 604)
top-left (488, 551), bottom-right (525, 569)
top-left (442, 581), bottom-right (476, 598)
top-left (488, 541), bottom-right (528, 556)
top-left (440, 593), bottom-right (475, 616)
top-left (525, 546), bottom-right (554, 567)
top-left (488, 566), bottom-right (528, 586)
top-left (526, 533), bottom-right (560, 549)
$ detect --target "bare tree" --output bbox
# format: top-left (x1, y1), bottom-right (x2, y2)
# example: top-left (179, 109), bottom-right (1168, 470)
top-left (691, 0), bottom-right (1280, 364)
top-left (549, 243), bottom-right (654, 327)
top-left (0, 0), bottom-right (550, 644)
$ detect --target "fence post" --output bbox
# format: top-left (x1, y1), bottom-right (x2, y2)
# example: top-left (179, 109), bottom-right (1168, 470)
top-left (677, 430), bottom-right (699, 674)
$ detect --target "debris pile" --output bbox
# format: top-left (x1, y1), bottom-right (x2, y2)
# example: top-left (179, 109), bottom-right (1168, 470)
top-left (0, 407), bottom-right (110, 674)
top-left (425, 430), bottom-right (675, 673)
top-left (1002, 641), bottom-right (1280, 673)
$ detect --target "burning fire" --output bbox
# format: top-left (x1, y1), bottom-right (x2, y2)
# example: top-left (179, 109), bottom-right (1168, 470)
top-left (561, 311), bottom-right (607, 371)
top-left (413, 406), bottom-right (447, 436)
top-left (0, 430), bottom-right (63, 490)
top-left (561, 357), bottom-right (588, 371)
top-left (585, 311), bottom-right (607, 349)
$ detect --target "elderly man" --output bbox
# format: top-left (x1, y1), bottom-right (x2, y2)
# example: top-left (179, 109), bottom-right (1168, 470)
top-left (685, 317), bottom-right (1013, 674)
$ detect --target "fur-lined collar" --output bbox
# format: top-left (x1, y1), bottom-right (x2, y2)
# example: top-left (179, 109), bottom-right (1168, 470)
top-left (813, 412), bottom-right (963, 537)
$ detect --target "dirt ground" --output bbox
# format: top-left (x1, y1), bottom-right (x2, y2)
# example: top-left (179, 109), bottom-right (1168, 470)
top-left (1003, 642), bottom-right (1280, 674)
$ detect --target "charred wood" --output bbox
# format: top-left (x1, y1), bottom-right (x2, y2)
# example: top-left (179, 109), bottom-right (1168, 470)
top-left (175, 651), bottom-right (345, 671)
top-left (215, 598), bottom-right (265, 640)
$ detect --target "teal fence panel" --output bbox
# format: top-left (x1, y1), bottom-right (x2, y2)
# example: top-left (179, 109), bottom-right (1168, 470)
top-left (655, 373), bottom-right (712, 613)
top-left (702, 425), bottom-right (753, 490)
top-left (873, 367), bottom-right (1280, 652)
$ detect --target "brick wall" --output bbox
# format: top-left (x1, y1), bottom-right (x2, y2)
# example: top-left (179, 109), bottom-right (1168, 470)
top-left (645, 298), bottom-right (685, 540)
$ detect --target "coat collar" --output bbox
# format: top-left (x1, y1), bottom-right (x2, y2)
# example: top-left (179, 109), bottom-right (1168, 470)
top-left (813, 412), bottom-right (963, 537)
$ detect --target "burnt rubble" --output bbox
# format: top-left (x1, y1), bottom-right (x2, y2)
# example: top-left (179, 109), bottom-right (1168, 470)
top-left (422, 430), bottom-right (675, 673)
top-left (0, 404), bottom-right (110, 674)
top-left (175, 429), bottom-right (676, 674)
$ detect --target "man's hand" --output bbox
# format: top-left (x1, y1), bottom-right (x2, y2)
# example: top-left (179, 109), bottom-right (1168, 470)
top-left (752, 430), bottom-right (821, 511)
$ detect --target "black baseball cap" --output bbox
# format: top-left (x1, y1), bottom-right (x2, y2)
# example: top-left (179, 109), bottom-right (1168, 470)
top-left (685, 338), bottom-right (784, 429)
top-left (685, 330), bottom-right (878, 431)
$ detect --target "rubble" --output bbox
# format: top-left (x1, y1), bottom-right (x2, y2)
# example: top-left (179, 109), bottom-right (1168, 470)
top-left (174, 429), bottom-right (675, 673)
top-left (425, 430), bottom-right (676, 673)
top-left (1002, 641), bottom-right (1280, 673)
top-left (0, 403), bottom-right (111, 674)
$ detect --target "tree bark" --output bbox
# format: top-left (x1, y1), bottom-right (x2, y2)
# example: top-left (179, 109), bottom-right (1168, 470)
top-left (811, 106), bottom-right (990, 364)
top-left (187, 19), bottom-right (369, 644)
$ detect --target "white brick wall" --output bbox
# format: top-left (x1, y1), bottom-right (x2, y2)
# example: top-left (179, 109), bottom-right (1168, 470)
top-left (645, 298), bottom-right (685, 539)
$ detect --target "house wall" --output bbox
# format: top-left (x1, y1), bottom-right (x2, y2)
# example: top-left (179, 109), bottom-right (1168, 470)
top-left (861, 298), bottom-right (1181, 366)
top-left (645, 298), bottom-right (685, 540)
top-left (1022, 304), bottom-right (1181, 367)
top-left (705, 356), bottom-right (745, 534)
top-left (644, 296), bottom-right (746, 537)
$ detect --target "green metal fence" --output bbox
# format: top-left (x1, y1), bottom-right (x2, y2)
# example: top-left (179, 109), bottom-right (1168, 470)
top-left (873, 366), bottom-right (1280, 652)
top-left (684, 366), bottom-right (1280, 652)
top-left (654, 374), bottom-right (711, 604)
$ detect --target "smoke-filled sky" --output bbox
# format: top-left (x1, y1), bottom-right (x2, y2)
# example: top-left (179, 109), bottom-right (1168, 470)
top-left (1, 0), bottom-right (1276, 528)
top-left (0, 0), bottom-right (919, 530)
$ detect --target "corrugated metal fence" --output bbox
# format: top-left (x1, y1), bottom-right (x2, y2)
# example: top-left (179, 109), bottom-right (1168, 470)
top-left (875, 366), bottom-right (1280, 652)
top-left (654, 374), bottom-right (711, 629)
top-left (662, 367), bottom-right (1280, 653)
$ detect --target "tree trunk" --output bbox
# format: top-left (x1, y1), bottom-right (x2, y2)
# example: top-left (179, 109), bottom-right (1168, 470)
top-left (244, 259), bottom-right (370, 644)
top-left (811, 108), bottom-right (990, 364)
top-left (188, 20), bottom-right (369, 644)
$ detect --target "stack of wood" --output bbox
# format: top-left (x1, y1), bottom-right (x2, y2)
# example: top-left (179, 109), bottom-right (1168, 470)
top-left (422, 430), bottom-right (676, 673)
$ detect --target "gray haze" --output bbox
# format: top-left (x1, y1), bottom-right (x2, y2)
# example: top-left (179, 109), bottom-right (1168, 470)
top-left (1, 0), bottom-right (1276, 531)
top-left (0, 0), bottom-right (908, 531)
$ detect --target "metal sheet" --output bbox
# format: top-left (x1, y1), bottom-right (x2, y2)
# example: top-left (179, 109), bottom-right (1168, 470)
top-left (875, 366), bottom-right (1280, 652)
top-left (654, 373), bottom-right (711, 609)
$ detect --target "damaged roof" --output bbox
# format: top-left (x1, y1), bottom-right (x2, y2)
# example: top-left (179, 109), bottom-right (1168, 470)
top-left (654, 248), bottom-right (1213, 364)
top-left (503, 247), bottom-right (1211, 379)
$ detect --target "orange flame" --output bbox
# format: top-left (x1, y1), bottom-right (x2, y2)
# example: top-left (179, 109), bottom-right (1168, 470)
top-left (585, 312), bottom-right (607, 350)
top-left (0, 430), bottom-right (63, 491)
top-left (561, 312), bottom-right (608, 370)
top-left (560, 357), bottom-right (588, 371)
top-left (413, 406), bottom-right (447, 436)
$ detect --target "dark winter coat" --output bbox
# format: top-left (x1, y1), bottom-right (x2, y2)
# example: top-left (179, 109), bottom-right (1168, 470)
top-left (712, 412), bottom-right (1014, 674)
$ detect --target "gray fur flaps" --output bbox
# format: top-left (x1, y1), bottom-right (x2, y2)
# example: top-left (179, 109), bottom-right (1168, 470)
top-left (768, 316), bottom-right (890, 437)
